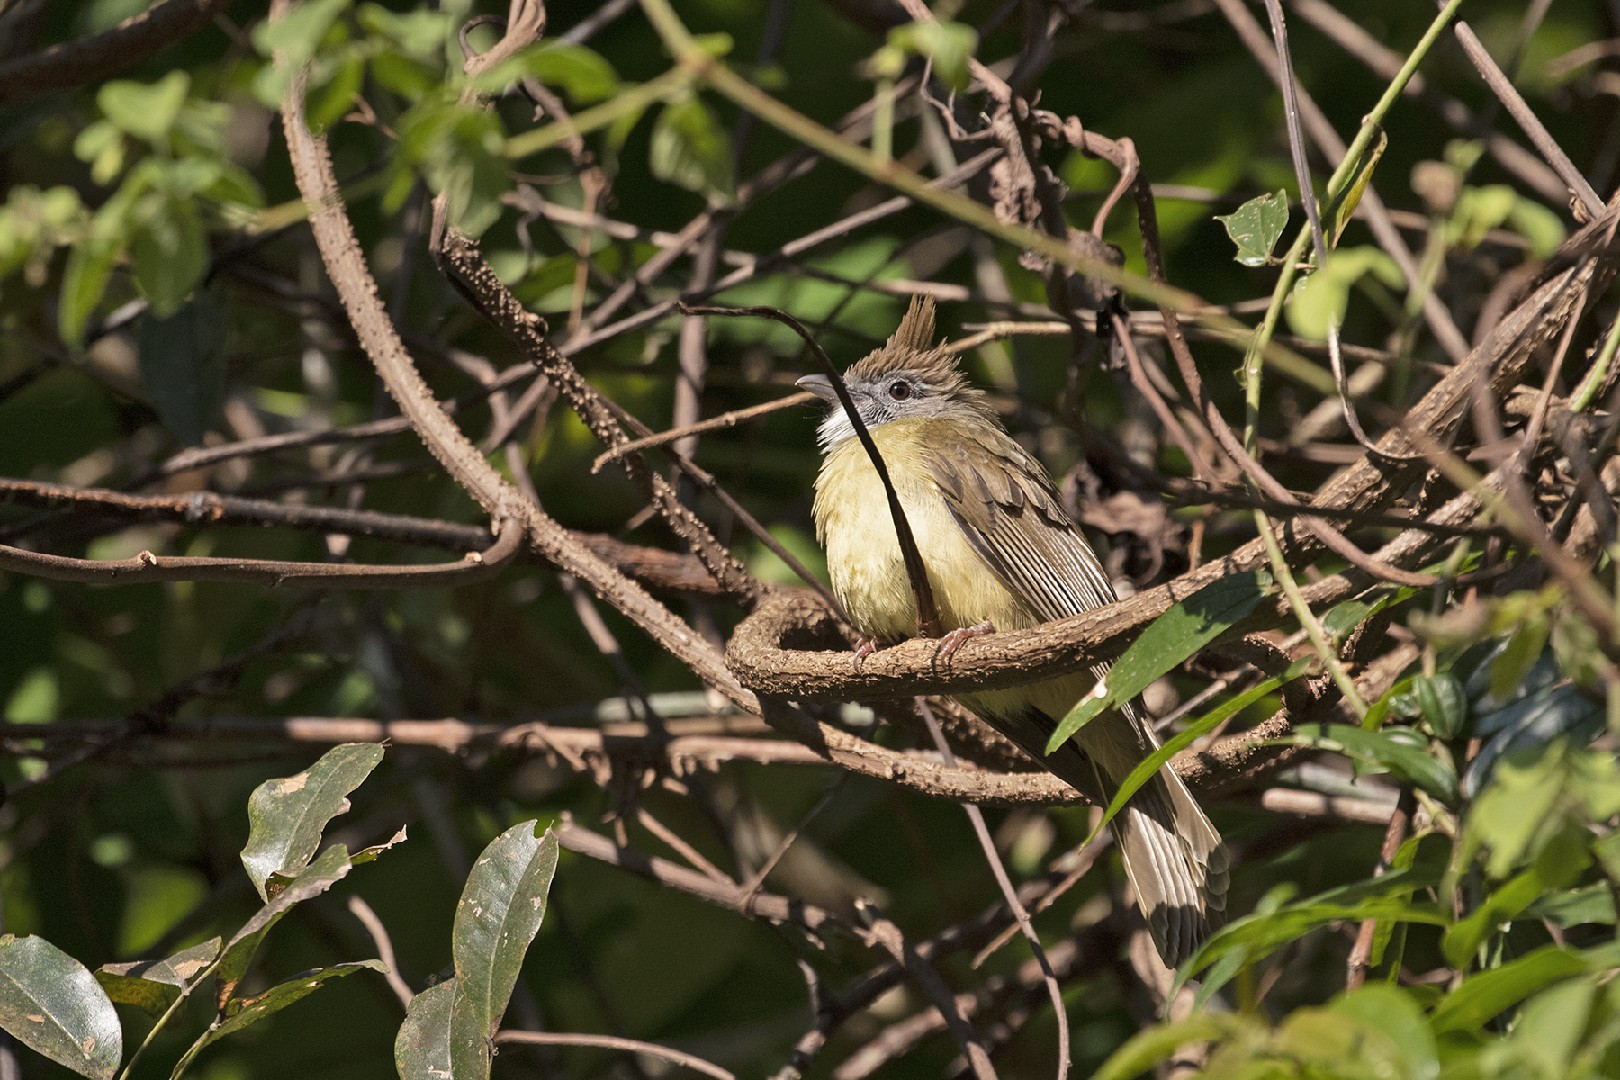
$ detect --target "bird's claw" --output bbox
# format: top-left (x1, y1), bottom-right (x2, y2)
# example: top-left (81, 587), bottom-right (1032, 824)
top-left (934, 620), bottom-right (996, 661)
top-left (850, 635), bottom-right (881, 669)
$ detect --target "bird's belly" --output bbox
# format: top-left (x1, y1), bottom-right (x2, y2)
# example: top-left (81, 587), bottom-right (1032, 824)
top-left (820, 463), bottom-right (1035, 643)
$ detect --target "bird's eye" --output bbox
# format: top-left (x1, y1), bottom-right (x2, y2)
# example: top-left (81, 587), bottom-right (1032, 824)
top-left (887, 380), bottom-right (912, 401)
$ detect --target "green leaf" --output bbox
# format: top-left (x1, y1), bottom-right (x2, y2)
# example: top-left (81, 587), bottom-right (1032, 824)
top-left (1530, 882), bottom-right (1616, 928)
top-left (887, 22), bottom-right (978, 92)
top-left (1092, 1014), bottom-right (1248, 1080)
top-left (1179, 868), bottom-right (1447, 999)
top-left (395, 979), bottom-right (457, 1080)
top-left (1276, 723), bottom-right (1457, 801)
top-left (0, 936), bottom-right (122, 1080)
top-left (95, 939), bottom-right (220, 1017)
top-left (401, 103), bottom-right (508, 237)
top-left (1463, 742), bottom-right (1568, 877)
top-left (448, 823), bottom-right (559, 1080)
top-left (1431, 946), bottom-right (1588, 1034)
top-left (1407, 673), bottom-right (1468, 740)
top-left (1489, 614), bottom-right (1550, 702)
top-left (1271, 1001), bottom-right (1420, 1080)
top-left (1331, 984), bottom-right (1437, 1080)
top-left (649, 98), bottom-right (735, 202)
top-left (58, 239), bottom-right (119, 347)
top-left (172, 963), bottom-right (383, 1079)
top-left (1512, 978), bottom-right (1595, 1077)
top-left (176, 960), bottom-right (384, 1073)
top-left (1328, 128), bottom-right (1386, 245)
top-left (524, 43), bottom-right (620, 104)
top-left (240, 743), bottom-right (384, 901)
top-left (253, 0), bottom-right (349, 66)
top-left (1286, 246), bottom-right (1403, 341)
top-left (217, 845), bottom-right (355, 1006)
top-left (1215, 190), bottom-right (1289, 267)
top-left (304, 51), bottom-right (365, 131)
top-left (1047, 571), bottom-right (1272, 752)
top-left (356, 4), bottom-right (451, 58)
top-left (1505, 196), bottom-right (1565, 258)
top-left (1443, 868), bottom-right (1549, 968)
top-left (97, 71), bottom-right (190, 144)
top-left (136, 292), bottom-right (227, 447)
top-left (128, 196), bottom-right (208, 316)
top-left (1094, 657), bottom-right (1315, 835)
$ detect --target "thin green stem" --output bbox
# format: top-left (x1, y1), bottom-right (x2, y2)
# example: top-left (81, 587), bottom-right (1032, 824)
top-left (1242, 0), bottom-right (1467, 450)
top-left (503, 66), bottom-right (693, 157)
top-left (1572, 307), bottom-right (1620, 412)
top-left (115, 951), bottom-right (226, 1080)
top-left (1253, 508), bottom-right (1368, 717)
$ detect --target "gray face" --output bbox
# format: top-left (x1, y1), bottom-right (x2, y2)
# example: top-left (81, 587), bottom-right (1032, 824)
top-left (798, 371), bottom-right (956, 451)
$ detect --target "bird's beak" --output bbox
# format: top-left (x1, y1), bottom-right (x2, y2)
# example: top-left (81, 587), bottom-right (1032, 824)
top-left (796, 374), bottom-right (839, 403)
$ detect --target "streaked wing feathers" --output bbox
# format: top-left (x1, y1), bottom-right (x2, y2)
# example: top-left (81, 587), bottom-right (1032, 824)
top-left (931, 427), bottom-right (1117, 622)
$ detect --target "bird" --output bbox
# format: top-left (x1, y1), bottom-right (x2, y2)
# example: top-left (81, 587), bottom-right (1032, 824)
top-left (799, 295), bottom-right (1228, 967)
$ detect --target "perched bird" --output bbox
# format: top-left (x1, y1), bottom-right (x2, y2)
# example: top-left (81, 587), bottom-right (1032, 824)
top-left (800, 296), bottom-right (1227, 966)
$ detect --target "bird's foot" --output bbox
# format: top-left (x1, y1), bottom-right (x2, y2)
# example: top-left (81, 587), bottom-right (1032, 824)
top-left (935, 619), bottom-right (996, 661)
top-left (850, 635), bottom-right (881, 669)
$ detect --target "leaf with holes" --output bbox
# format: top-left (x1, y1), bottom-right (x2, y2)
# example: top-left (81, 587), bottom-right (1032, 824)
top-left (241, 743), bottom-right (384, 901)
top-left (96, 938), bottom-right (220, 1017)
top-left (1216, 190), bottom-right (1289, 266)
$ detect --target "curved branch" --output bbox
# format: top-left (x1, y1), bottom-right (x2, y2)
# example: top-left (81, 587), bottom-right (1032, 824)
top-left (0, 0), bottom-right (228, 103)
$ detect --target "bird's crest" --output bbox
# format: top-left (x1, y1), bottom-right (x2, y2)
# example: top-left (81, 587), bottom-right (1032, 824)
top-left (846, 295), bottom-right (967, 390)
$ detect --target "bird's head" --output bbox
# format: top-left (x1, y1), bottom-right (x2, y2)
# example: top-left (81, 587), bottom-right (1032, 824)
top-left (798, 295), bottom-right (994, 452)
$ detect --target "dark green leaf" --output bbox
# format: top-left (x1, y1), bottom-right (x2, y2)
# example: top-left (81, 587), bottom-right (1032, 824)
top-left (1215, 190), bottom-right (1289, 266)
top-left (240, 743), bottom-right (384, 901)
top-left (1095, 657), bottom-right (1314, 834)
top-left (1276, 723), bottom-right (1457, 801)
top-left (649, 98), bottom-right (735, 202)
top-left (448, 823), bottom-right (559, 1080)
top-left (171, 962), bottom-right (383, 1079)
top-left (395, 979), bottom-right (456, 1080)
top-left (95, 939), bottom-right (220, 1017)
top-left (217, 845), bottom-right (354, 1006)
top-left (1413, 673), bottom-right (1467, 740)
top-left (128, 197), bottom-right (208, 316)
top-left (1047, 571), bottom-right (1272, 752)
top-left (0, 936), bottom-right (121, 1080)
top-left (216, 962), bottom-right (383, 1041)
top-left (136, 291), bottom-right (227, 446)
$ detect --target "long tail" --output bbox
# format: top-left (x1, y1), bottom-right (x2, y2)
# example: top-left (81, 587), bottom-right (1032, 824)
top-left (991, 703), bottom-right (1228, 967)
top-left (1104, 760), bottom-right (1227, 967)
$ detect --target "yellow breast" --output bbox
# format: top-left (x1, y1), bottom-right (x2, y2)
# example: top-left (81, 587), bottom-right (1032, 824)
top-left (811, 418), bottom-right (1040, 643)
